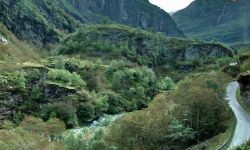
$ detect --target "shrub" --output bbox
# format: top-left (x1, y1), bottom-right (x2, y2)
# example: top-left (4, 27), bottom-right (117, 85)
top-left (55, 56), bottom-right (65, 70)
top-left (7, 71), bottom-right (27, 92)
top-left (47, 69), bottom-right (85, 87)
top-left (39, 102), bottom-right (78, 128)
top-left (64, 132), bottom-right (87, 150)
top-left (77, 103), bottom-right (96, 123)
top-left (94, 95), bottom-right (109, 115)
top-left (156, 77), bottom-right (175, 91)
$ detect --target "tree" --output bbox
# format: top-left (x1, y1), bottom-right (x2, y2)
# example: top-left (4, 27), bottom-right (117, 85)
top-left (77, 103), bottom-right (95, 123)
top-left (156, 77), bottom-right (175, 91)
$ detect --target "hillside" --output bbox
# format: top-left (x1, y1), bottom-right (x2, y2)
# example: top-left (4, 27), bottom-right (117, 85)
top-left (0, 23), bottom-right (40, 64)
top-left (173, 0), bottom-right (250, 44)
top-left (57, 24), bottom-right (233, 73)
top-left (0, 0), bottom-right (183, 45)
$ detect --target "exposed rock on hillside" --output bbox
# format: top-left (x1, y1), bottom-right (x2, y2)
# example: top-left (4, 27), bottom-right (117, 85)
top-left (238, 72), bottom-right (250, 105)
top-left (58, 24), bottom-right (233, 68)
top-left (0, 0), bottom-right (183, 45)
top-left (65, 0), bottom-right (183, 37)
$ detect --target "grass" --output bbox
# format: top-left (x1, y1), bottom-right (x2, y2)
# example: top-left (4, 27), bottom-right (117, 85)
top-left (236, 88), bottom-right (250, 115)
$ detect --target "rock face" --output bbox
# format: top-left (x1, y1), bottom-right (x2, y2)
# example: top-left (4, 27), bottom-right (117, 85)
top-left (173, 0), bottom-right (250, 44)
top-left (238, 72), bottom-right (250, 105)
top-left (65, 0), bottom-right (183, 37)
top-left (0, 0), bottom-right (183, 45)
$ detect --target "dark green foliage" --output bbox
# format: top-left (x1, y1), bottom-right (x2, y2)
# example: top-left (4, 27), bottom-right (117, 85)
top-left (29, 85), bottom-right (43, 101)
top-left (38, 102), bottom-right (78, 128)
top-left (77, 103), bottom-right (95, 123)
top-left (165, 118), bottom-right (195, 148)
top-left (110, 66), bottom-right (157, 111)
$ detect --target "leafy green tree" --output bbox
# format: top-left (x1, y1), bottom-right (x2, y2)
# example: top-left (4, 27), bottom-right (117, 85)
top-left (39, 102), bottom-right (78, 128)
top-left (156, 77), bottom-right (175, 91)
top-left (94, 95), bottom-right (109, 115)
top-left (77, 103), bottom-right (95, 123)
top-left (165, 118), bottom-right (195, 147)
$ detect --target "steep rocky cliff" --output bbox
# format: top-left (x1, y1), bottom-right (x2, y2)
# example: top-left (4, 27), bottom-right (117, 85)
top-left (65, 0), bottom-right (183, 37)
top-left (173, 0), bottom-right (250, 44)
top-left (0, 0), bottom-right (183, 45)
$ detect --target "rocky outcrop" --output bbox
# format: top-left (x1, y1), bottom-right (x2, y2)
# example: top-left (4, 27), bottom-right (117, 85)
top-left (173, 0), bottom-right (250, 44)
top-left (0, 65), bottom-right (78, 121)
top-left (0, 75), bottom-right (26, 121)
top-left (238, 72), bottom-right (250, 105)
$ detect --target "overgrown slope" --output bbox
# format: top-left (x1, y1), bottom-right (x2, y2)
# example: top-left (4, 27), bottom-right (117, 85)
top-left (0, 23), bottom-right (40, 64)
top-left (56, 24), bottom-right (234, 72)
top-left (173, 0), bottom-right (250, 44)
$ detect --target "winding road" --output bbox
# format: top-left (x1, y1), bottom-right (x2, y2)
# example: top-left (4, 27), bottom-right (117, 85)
top-left (226, 82), bottom-right (250, 149)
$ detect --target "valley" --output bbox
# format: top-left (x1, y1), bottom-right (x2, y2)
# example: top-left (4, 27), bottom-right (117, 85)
top-left (0, 0), bottom-right (250, 150)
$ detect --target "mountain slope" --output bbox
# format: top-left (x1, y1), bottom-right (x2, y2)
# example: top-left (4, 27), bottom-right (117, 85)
top-left (173, 0), bottom-right (250, 44)
top-left (64, 0), bottom-right (183, 37)
top-left (0, 23), bottom-right (40, 64)
top-left (0, 0), bottom-right (183, 45)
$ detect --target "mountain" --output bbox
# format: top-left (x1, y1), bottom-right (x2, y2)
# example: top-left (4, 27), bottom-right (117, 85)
top-left (0, 0), bottom-right (183, 45)
top-left (64, 0), bottom-right (183, 36)
top-left (173, 0), bottom-right (250, 44)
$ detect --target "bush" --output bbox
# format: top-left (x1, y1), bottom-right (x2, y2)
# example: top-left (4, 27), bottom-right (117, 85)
top-left (6, 71), bottom-right (27, 92)
top-left (64, 132), bottom-right (87, 150)
top-left (20, 116), bottom-right (66, 138)
top-left (47, 69), bottom-right (85, 87)
top-left (94, 95), bottom-right (109, 115)
top-left (77, 103), bottom-right (96, 123)
top-left (156, 77), bottom-right (175, 91)
top-left (110, 67), bottom-right (157, 110)
top-left (39, 102), bottom-right (78, 128)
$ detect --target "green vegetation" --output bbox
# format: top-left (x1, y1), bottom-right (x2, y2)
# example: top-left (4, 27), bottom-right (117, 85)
top-left (0, 14), bottom-right (238, 150)
top-left (234, 140), bottom-right (250, 150)
top-left (54, 24), bottom-right (234, 84)
top-left (100, 72), bottom-right (232, 150)
top-left (47, 69), bottom-right (85, 88)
